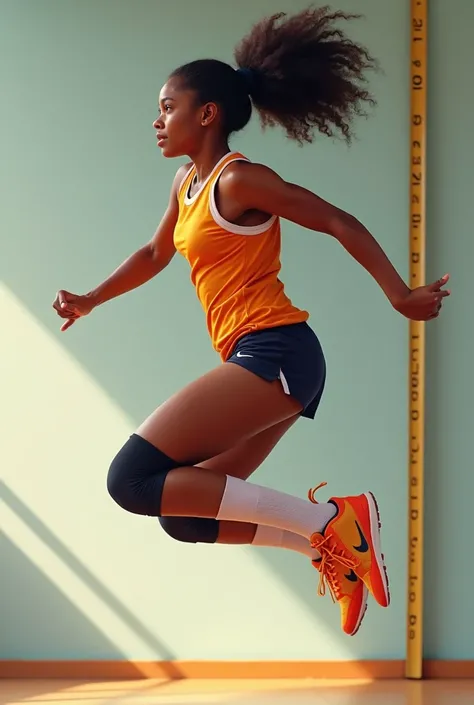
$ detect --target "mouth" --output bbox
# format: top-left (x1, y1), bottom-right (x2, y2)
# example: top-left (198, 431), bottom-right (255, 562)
top-left (156, 134), bottom-right (167, 147)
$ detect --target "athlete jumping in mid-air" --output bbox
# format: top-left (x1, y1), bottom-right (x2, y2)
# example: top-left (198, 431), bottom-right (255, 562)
top-left (53, 7), bottom-right (450, 635)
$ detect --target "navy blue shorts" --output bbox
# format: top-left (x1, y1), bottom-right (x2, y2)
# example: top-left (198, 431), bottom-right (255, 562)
top-left (226, 321), bottom-right (326, 419)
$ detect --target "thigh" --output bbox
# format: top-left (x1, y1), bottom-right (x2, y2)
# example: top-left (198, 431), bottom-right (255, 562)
top-left (136, 363), bottom-right (302, 464)
top-left (197, 414), bottom-right (299, 480)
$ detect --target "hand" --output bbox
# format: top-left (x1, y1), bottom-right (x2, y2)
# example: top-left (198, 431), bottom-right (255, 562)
top-left (393, 274), bottom-right (451, 321)
top-left (52, 290), bottom-right (96, 331)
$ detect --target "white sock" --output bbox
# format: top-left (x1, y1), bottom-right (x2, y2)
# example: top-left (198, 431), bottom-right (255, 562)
top-left (216, 475), bottom-right (337, 540)
top-left (252, 524), bottom-right (321, 561)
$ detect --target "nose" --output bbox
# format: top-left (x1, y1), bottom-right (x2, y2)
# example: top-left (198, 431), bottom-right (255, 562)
top-left (153, 115), bottom-right (164, 130)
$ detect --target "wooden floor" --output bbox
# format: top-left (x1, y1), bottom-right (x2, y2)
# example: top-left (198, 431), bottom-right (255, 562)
top-left (1, 679), bottom-right (474, 705)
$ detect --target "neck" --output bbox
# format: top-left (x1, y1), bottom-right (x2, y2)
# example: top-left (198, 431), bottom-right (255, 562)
top-left (188, 138), bottom-right (232, 183)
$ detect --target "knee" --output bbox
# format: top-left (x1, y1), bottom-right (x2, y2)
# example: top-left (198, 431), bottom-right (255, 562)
top-left (106, 450), bottom-right (134, 513)
top-left (107, 433), bottom-right (178, 516)
top-left (159, 516), bottom-right (219, 544)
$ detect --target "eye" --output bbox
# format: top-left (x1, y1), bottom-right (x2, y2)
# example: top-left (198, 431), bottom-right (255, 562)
top-left (164, 104), bottom-right (173, 112)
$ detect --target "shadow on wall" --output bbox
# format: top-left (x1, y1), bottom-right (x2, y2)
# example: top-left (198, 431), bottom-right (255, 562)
top-left (0, 481), bottom-right (182, 676)
top-left (1, 484), bottom-right (392, 672)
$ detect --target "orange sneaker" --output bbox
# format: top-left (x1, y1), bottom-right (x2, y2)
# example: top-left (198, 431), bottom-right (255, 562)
top-left (310, 483), bottom-right (369, 636)
top-left (309, 484), bottom-right (390, 609)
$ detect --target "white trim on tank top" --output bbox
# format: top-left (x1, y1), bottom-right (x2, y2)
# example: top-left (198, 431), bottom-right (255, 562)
top-left (177, 165), bottom-right (194, 197)
top-left (183, 151), bottom-right (240, 206)
top-left (209, 156), bottom-right (277, 236)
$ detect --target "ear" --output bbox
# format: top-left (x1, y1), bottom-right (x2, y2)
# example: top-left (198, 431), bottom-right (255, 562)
top-left (200, 102), bottom-right (219, 127)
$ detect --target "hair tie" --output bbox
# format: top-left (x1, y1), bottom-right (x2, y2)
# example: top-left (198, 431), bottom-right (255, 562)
top-left (236, 67), bottom-right (260, 97)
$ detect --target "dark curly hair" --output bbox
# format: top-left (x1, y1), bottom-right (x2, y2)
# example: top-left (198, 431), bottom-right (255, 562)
top-left (170, 6), bottom-right (378, 145)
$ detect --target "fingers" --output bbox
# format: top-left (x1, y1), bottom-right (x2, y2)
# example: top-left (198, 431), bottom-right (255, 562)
top-left (402, 276), bottom-right (451, 321)
top-left (53, 290), bottom-right (79, 319)
top-left (428, 294), bottom-right (445, 320)
top-left (427, 280), bottom-right (451, 319)
top-left (60, 318), bottom-right (76, 332)
top-left (428, 273), bottom-right (450, 292)
top-left (52, 290), bottom-right (69, 313)
top-left (58, 290), bottom-right (69, 307)
top-left (432, 297), bottom-right (443, 316)
top-left (432, 289), bottom-right (450, 310)
top-left (53, 289), bottom-right (79, 331)
top-left (55, 307), bottom-right (79, 320)
top-left (61, 301), bottom-right (80, 315)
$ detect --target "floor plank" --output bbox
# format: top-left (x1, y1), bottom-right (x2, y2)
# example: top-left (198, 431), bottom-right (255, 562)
top-left (1, 679), bottom-right (474, 705)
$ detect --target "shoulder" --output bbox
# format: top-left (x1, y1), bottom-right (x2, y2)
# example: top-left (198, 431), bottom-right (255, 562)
top-left (221, 159), bottom-right (273, 184)
top-left (173, 161), bottom-right (194, 190)
top-left (170, 161), bottom-right (194, 199)
top-left (219, 159), bottom-right (288, 210)
top-left (220, 160), bottom-right (284, 194)
top-left (178, 160), bottom-right (194, 176)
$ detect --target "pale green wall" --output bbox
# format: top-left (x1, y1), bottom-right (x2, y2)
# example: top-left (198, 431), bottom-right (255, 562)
top-left (0, 0), bottom-right (462, 663)
top-left (424, 0), bottom-right (474, 660)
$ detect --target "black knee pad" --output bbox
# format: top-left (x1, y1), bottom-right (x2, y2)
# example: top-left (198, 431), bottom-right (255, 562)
top-left (107, 433), bottom-right (179, 516)
top-left (159, 516), bottom-right (219, 544)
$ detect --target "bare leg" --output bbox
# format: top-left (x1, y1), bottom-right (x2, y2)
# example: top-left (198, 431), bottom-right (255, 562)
top-left (197, 415), bottom-right (299, 544)
top-left (136, 363), bottom-right (301, 518)
top-left (156, 411), bottom-right (316, 557)
top-left (137, 363), bottom-right (303, 462)
top-left (136, 363), bottom-right (334, 540)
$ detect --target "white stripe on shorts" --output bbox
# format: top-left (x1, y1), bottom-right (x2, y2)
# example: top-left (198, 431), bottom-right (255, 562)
top-left (279, 369), bottom-right (291, 395)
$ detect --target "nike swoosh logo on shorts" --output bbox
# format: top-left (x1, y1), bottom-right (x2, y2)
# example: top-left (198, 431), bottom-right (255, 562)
top-left (236, 351), bottom-right (253, 358)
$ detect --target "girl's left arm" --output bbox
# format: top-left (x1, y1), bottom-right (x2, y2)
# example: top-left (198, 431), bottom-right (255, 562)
top-left (219, 162), bottom-right (450, 321)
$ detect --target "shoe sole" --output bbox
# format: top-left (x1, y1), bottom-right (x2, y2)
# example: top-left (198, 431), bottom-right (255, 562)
top-left (348, 584), bottom-right (369, 636)
top-left (365, 491), bottom-right (391, 607)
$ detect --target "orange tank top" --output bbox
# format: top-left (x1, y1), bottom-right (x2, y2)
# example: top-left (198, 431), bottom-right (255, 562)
top-left (173, 151), bottom-right (309, 361)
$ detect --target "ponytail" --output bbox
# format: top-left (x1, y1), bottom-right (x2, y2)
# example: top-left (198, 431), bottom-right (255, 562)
top-left (171, 6), bottom-right (378, 144)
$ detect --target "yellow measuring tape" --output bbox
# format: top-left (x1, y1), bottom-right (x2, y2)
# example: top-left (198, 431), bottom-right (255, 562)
top-left (406, 0), bottom-right (427, 680)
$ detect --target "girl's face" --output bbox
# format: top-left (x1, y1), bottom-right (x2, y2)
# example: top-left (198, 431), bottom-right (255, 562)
top-left (153, 77), bottom-right (217, 158)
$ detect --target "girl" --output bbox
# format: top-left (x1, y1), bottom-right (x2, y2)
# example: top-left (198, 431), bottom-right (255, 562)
top-left (53, 7), bottom-right (450, 637)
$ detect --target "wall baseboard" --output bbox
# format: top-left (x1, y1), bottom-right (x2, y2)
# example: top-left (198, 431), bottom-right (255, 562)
top-left (1, 660), bottom-right (473, 680)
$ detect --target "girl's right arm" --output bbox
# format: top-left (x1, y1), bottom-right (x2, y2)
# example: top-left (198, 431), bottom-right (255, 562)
top-left (53, 163), bottom-right (191, 330)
